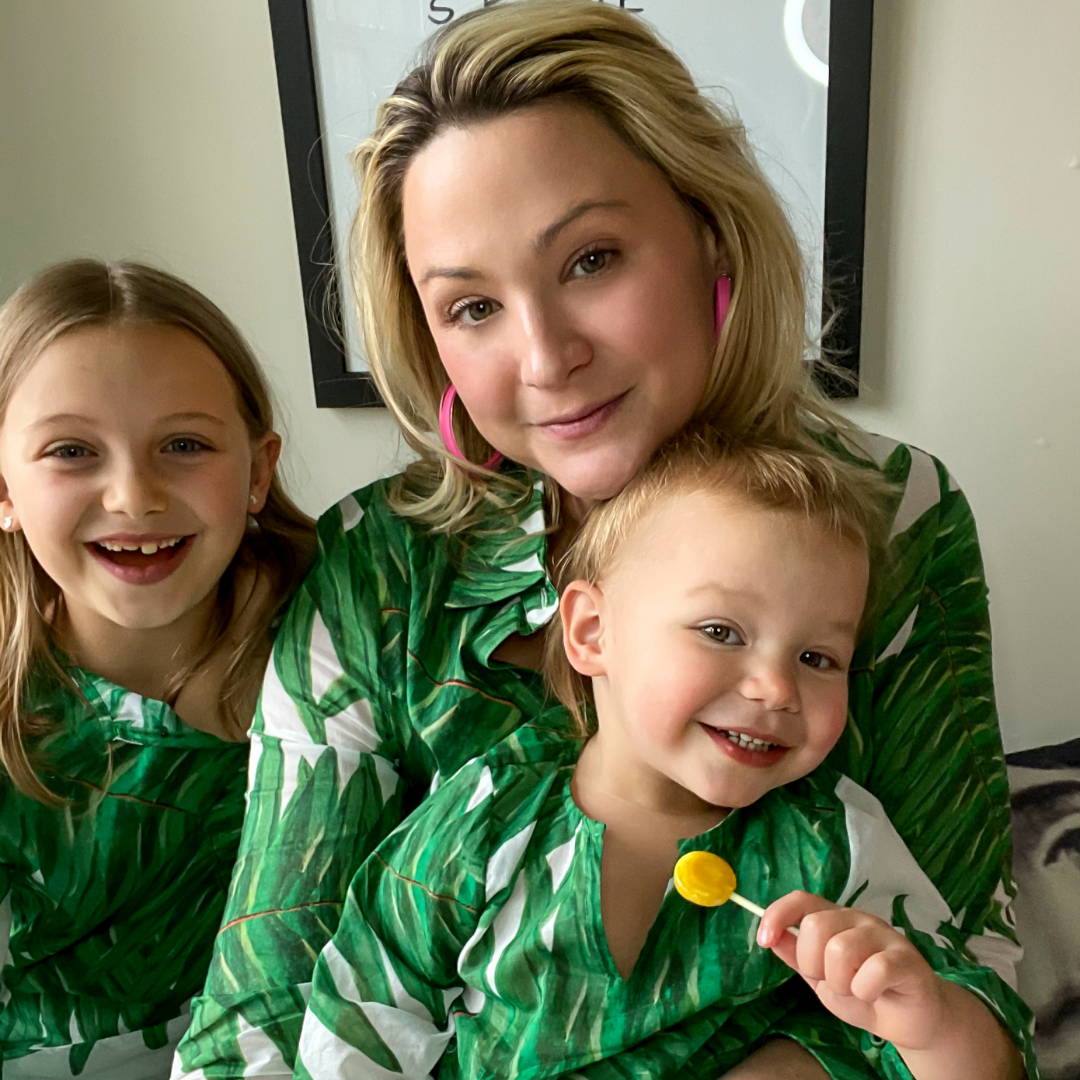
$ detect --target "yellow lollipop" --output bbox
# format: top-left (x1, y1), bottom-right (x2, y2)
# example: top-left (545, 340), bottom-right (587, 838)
top-left (673, 851), bottom-right (798, 935)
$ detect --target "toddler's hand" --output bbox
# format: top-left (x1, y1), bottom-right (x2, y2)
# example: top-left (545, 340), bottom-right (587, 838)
top-left (758, 891), bottom-right (947, 1051)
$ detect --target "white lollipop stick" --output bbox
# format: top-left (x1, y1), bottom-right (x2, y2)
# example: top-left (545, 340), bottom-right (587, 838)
top-left (730, 891), bottom-right (800, 936)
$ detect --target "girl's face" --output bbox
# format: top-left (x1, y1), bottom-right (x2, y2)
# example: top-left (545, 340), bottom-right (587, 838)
top-left (0, 323), bottom-right (277, 649)
top-left (403, 100), bottom-right (719, 510)
top-left (563, 490), bottom-right (868, 815)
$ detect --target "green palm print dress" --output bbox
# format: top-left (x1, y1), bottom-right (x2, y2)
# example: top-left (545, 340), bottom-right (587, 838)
top-left (173, 434), bottom-right (1033, 1078)
top-left (292, 728), bottom-right (1038, 1079)
top-left (0, 664), bottom-right (247, 1078)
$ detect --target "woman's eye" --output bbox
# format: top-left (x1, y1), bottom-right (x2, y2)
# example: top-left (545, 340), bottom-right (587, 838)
top-left (569, 248), bottom-right (615, 278)
top-left (447, 298), bottom-right (500, 327)
top-left (700, 624), bottom-right (744, 645)
top-left (165, 437), bottom-right (210, 454)
top-left (800, 650), bottom-right (838, 671)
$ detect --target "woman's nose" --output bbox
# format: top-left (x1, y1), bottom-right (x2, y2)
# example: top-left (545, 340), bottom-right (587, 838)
top-left (518, 303), bottom-right (592, 388)
top-left (101, 459), bottom-right (167, 518)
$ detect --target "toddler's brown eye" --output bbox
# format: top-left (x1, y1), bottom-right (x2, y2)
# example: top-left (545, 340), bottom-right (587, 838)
top-left (701, 624), bottom-right (743, 645)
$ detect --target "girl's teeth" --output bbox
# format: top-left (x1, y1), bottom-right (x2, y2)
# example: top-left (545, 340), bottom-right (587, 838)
top-left (97, 537), bottom-right (182, 554)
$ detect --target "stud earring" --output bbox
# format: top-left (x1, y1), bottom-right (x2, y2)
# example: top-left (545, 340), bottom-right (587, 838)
top-left (249, 494), bottom-right (258, 506)
top-left (1, 516), bottom-right (13, 531)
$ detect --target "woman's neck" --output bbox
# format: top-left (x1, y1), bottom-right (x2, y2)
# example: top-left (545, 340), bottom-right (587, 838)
top-left (54, 593), bottom-right (218, 703)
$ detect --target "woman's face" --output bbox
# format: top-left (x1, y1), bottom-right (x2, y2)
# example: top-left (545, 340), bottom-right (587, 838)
top-left (403, 100), bottom-right (719, 508)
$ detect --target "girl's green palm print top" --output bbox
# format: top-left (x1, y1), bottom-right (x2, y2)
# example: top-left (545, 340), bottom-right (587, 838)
top-left (1, 665), bottom-right (247, 1078)
top-left (174, 434), bottom-right (1031, 1078)
top-left (293, 729), bottom-right (1038, 1079)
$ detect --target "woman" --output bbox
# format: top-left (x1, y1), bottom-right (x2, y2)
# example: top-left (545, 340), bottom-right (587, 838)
top-left (174, 3), bottom-right (1030, 1077)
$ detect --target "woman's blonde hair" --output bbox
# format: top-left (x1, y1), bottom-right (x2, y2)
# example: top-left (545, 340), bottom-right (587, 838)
top-left (0, 258), bottom-right (316, 804)
top-left (545, 427), bottom-right (894, 734)
top-left (352, 0), bottom-right (850, 534)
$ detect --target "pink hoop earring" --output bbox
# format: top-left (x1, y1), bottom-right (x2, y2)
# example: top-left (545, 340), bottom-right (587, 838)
top-left (438, 385), bottom-right (503, 470)
top-left (714, 275), bottom-right (732, 336)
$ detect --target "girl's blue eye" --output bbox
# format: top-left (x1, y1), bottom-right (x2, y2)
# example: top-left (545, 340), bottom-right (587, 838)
top-left (447, 298), bottom-right (500, 327)
top-left (700, 624), bottom-right (744, 645)
top-left (47, 444), bottom-right (91, 460)
top-left (165, 437), bottom-right (209, 454)
top-left (570, 248), bottom-right (614, 278)
top-left (800, 650), bottom-right (838, 671)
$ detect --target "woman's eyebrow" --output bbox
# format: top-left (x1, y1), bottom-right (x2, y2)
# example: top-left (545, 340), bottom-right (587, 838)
top-left (416, 199), bottom-right (631, 286)
top-left (532, 199), bottom-right (630, 253)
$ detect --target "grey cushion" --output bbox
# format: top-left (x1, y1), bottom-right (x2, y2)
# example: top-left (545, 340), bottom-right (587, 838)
top-left (1008, 738), bottom-right (1080, 1080)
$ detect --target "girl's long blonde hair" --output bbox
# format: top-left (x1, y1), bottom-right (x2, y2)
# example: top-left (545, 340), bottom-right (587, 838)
top-left (0, 258), bottom-right (315, 804)
top-left (351, 0), bottom-right (851, 534)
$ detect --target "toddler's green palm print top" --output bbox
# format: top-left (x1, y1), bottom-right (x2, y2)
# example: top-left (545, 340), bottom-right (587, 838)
top-left (0, 665), bottom-right (247, 1078)
top-left (174, 434), bottom-right (1032, 1079)
top-left (293, 729), bottom-right (1038, 1079)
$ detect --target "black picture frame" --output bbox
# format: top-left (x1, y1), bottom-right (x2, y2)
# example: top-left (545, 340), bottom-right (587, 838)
top-left (268, 0), bottom-right (874, 408)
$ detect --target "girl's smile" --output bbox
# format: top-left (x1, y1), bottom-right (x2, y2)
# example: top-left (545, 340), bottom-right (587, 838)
top-left (86, 532), bottom-right (194, 586)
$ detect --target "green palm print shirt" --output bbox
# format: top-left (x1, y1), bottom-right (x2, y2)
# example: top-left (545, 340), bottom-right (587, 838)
top-left (0, 664), bottom-right (247, 1078)
top-left (293, 729), bottom-right (1038, 1079)
top-left (174, 433), bottom-right (1031, 1078)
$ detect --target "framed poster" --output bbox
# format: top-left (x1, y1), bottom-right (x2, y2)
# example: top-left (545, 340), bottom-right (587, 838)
top-left (269, 0), bottom-right (873, 407)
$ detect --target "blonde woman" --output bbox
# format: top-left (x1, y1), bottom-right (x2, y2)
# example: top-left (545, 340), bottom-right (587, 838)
top-left (0, 259), bottom-right (313, 1078)
top-left (176, 4), bottom-right (1029, 1077)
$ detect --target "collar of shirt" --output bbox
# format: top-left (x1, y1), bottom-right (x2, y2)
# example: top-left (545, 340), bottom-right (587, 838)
top-left (29, 659), bottom-right (240, 749)
top-left (444, 471), bottom-right (560, 665)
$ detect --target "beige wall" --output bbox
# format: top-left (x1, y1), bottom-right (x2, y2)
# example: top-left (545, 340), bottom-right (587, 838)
top-left (1, 1), bottom-right (1077, 750)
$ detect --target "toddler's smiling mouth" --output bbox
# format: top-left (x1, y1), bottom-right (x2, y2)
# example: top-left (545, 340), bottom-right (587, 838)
top-left (715, 729), bottom-right (780, 752)
top-left (699, 723), bottom-right (791, 767)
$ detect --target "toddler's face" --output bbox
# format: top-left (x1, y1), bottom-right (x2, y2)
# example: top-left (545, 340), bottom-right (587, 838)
top-left (0, 323), bottom-right (275, 648)
top-left (578, 489), bottom-right (868, 813)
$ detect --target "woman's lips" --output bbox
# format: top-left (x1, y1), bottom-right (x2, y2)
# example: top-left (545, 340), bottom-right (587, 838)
top-left (537, 391), bottom-right (628, 440)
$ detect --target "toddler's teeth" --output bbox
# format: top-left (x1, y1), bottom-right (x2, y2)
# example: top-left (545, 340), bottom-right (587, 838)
top-left (140, 542), bottom-right (159, 555)
top-left (722, 730), bottom-right (777, 751)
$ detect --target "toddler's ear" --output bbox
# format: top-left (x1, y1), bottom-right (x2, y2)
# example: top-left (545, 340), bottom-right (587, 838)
top-left (560, 580), bottom-right (606, 678)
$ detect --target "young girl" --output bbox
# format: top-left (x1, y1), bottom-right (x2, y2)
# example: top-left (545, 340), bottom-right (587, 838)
top-left (0, 258), bottom-right (314, 1078)
top-left (293, 433), bottom-right (1033, 1080)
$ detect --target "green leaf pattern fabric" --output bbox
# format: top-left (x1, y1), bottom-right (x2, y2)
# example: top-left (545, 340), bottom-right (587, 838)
top-left (291, 731), bottom-right (1037, 1078)
top-left (172, 435), bottom-right (1034, 1078)
top-left (0, 666), bottom-right (247, 1078)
